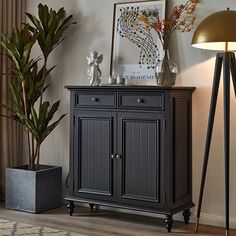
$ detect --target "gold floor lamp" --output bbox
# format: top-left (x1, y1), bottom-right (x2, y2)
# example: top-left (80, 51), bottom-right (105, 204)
top-left (192, 9), bottom-right (236, 236)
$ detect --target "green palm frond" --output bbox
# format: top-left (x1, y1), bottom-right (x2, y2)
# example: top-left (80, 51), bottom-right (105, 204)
top-left (0, 4), bottom-right (75, 170)
top-left (27, 4), bottom-right (76, 59)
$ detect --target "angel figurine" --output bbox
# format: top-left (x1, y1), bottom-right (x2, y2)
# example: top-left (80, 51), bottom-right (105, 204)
top-left (86, 51), bottom-right (103, 86)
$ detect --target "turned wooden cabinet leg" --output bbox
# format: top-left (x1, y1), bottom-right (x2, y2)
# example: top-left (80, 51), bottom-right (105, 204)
top-left (183, 209), bottom-right (191, 224)
top-left (67, 201), bottom-right (75, 216)
top-left (165, 214), bottom-right (173, 233)
top-left (89, 203), bottom-right (95, 210)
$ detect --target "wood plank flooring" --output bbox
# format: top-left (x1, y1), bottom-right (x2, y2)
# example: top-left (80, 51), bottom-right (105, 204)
top-left (0, 202), bottom-right (235, 236)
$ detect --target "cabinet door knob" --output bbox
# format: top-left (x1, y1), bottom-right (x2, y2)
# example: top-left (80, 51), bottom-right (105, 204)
top-left (111, 154), bottom-right (116, 159)
top-left (92, 97), bottom-right (99, 102)
top-left (137, 98), bottom-right (144, 104)
top-left (116, 154), bottom-right (122, 159)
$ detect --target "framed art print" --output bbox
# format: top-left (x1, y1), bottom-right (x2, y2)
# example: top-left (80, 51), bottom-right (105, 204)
top-left (110, 0), bottom-right (166, 85)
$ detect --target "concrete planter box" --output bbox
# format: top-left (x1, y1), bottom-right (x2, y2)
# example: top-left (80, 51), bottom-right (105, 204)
top-left (6, 165), bottom-right (62, 213)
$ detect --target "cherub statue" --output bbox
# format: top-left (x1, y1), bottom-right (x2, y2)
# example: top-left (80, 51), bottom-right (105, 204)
top-left (86, 51), bottom-right (103, 86)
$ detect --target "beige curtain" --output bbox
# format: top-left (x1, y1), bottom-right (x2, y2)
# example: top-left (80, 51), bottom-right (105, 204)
top-left (0, 0), bottom-right (26, 200)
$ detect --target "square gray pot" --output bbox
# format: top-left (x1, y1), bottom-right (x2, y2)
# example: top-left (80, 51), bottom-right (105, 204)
top-left (5, 165), bottom-right (62, 213)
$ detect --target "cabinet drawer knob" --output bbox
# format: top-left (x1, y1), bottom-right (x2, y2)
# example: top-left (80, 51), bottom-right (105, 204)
top-left (116, 154), bottom-right (122, 159)
top-left (92, 97), bottom-right (99, 102)
top-left (137, 98), bottom-right (144, 104)
top-left (111, 154), bottom-right (116, 159)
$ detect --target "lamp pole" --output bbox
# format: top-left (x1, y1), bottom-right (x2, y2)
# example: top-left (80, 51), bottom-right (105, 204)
top-left (223, 49), bottom-right (230, 236)
top-left (195, 52), bottom-right (222, 233)
top-left (195, 48), bottom-right (236, 236)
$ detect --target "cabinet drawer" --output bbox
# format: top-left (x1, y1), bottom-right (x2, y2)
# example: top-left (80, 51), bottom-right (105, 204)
top-left (75, 92), bottom-right (115, 107)
top-left (118, 92), bottom-right (164, 110)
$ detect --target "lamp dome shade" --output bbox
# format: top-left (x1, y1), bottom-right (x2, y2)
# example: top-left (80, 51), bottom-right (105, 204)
top-left (192, 10), bottom-right (236, 51)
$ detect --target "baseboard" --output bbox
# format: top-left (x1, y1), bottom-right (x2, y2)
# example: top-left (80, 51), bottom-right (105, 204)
top-left (174, 212), bottom-right (236, 229)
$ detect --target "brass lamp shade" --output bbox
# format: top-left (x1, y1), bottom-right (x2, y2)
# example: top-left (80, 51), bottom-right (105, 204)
top-left (192, 10), bottom-right (236, 51)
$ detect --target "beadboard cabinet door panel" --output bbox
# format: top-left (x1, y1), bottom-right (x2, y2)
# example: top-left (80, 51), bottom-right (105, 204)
top-left (117, 112), bottom-right (165, 209)
top-left (73, 110), bottom-right (117, 202)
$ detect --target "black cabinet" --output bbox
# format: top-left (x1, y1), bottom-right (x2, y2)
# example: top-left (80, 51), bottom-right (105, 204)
top-left (65, 86), bottom-right (195, 232)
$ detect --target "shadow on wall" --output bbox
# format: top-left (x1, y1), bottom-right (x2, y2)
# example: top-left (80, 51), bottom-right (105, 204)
top-left (49, 0), bottom-right (110, 198)
top-left (61, 0), bottom-right (108, 86)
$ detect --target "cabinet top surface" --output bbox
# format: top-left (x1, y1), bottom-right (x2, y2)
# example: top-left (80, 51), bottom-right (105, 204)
top-left (65, 85), bottom-right (196, 92)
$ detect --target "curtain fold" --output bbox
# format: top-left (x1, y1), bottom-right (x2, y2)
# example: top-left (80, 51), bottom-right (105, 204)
top-left (0, 0), bottom-right (26, 200)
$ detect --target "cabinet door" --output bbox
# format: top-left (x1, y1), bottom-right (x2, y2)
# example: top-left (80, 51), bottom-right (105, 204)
top-left (73, 110), bottom-right (116, 201)
top-left (117, 112), bottom-right (165, 208)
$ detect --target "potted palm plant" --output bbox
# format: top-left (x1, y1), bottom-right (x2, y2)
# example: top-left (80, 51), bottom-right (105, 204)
top-left (0, 4), bottom-right (75, 213)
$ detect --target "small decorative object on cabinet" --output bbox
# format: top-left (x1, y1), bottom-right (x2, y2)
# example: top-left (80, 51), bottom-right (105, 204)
top-left (108, 75), bottom-right (116, 85)
top-left (86, 51), bottom-right (103, 86)
top-left (156, 49), bottom-right (178, 86)
top-left (65, 85), bottom-right (195, 232)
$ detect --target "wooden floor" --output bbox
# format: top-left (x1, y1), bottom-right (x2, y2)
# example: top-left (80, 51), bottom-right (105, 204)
top-left (0, 202), bottom-right (235, 236)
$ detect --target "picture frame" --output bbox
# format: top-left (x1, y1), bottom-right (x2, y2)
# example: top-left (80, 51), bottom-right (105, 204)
top-left (110, 0), bottom-right (166, 85)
